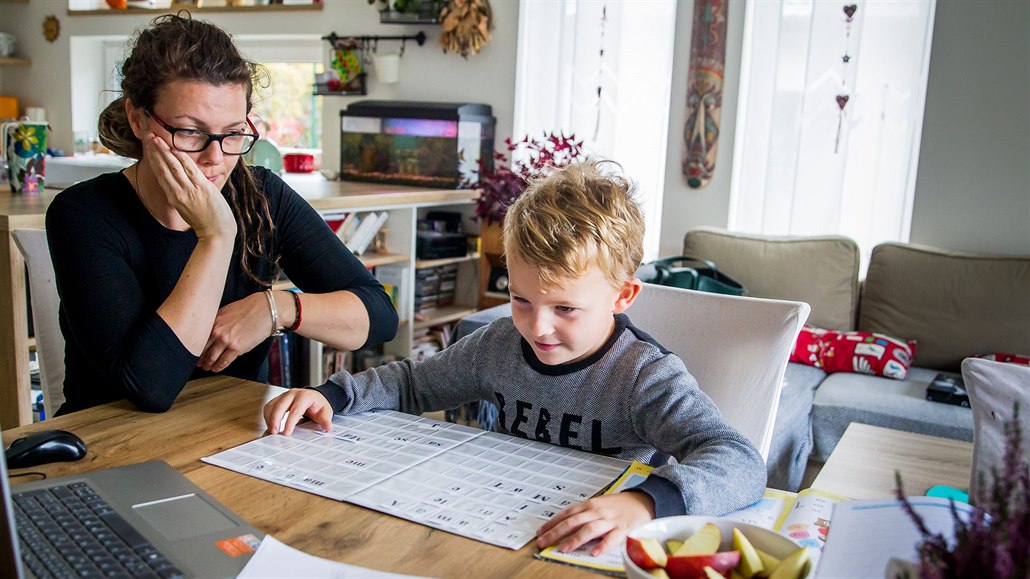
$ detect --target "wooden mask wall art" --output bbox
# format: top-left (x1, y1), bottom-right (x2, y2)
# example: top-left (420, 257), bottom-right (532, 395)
top-left (682, 0), bottom-right (728, 189)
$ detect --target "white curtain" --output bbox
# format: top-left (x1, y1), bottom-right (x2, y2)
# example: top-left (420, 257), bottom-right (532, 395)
top-left (729, 0), bottom-right (936, 270)
top-left (514, 0), bottom-right (678, 261)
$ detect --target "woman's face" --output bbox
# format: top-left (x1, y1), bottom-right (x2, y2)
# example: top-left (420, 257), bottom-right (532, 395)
top-left (139, 79), bottom-right (250, 192)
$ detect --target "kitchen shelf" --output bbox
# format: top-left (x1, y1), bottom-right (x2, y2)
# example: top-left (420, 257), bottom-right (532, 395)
top-left (379, 11), bottom-right (439, 25)
top-left (361, 252), bottom-right (411, 268)
top-left (482, 291), bottom-right (509, 301)
top-left (413, 305), bottom-right (477, 330)
top-left (68, 2), bottom-right (323, 15)
top-left (415, 252), bottom-right (479, 269)
top-left (270, 252), bottom-right (409, 293)
top-left (0, 57), bottom-right (31, 67)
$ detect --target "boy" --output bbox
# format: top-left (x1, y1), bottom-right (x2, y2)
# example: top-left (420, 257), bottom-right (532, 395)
top-left (264, 161), bottom-right (766, 555)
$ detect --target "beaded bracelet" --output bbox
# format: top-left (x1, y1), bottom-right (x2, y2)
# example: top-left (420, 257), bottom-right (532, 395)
top-left (288, 290), bottom-right (302, 332)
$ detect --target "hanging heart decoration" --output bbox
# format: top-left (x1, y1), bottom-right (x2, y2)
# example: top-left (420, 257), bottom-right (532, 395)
top-left (843, 4), bottom-right (857, 20)
top-left (836, 95), bottom-right (850, 110)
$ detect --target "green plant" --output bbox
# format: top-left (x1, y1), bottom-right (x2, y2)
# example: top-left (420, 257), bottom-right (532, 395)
top-left (895, 406), bottom-right (1029, 579)
top-left (472, 132), bottom-right (586, 225)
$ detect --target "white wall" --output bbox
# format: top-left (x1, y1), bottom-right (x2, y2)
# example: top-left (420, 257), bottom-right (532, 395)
top-left (659, 0), bottom-right (1030, 257)
top-left (0, 0), bottom-right (519, 172)
top-left (909, 0), bottom-right (1030, 254)
top-left (658, 0), bottom-right (746, 259)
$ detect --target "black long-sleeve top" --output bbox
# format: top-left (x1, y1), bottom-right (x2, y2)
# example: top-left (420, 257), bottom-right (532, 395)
top-left (46, 166), bottom-right (398, 415)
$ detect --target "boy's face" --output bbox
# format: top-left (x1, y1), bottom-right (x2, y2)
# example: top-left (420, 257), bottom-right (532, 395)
top-left (507, 254), bottom-right (641, 366)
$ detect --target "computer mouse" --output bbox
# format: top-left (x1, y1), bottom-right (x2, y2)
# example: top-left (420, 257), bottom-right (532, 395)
top-left (4, 429), bottom-right (87, 469)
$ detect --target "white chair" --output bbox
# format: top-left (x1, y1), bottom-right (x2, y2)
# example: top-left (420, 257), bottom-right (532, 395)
top-left (12, 228), bottom-right (66, 418)
top-left (961, 357), bottom-right (1030, 497)
top-left (626, 283), bottom-right (810, 459)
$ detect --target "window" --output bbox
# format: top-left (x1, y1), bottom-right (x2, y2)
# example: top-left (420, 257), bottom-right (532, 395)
top-left (78, 35), bottom-right (324, 159)
top-left (514, 0), bottom-right (678, 261)
top-left (252, 62), bottom-right (324, 151)
top-left (730, 0), bottom-right (936, 270)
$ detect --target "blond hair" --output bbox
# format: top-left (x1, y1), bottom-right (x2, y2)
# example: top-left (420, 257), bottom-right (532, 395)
top-left (503, 161), bottom-right (644, 290)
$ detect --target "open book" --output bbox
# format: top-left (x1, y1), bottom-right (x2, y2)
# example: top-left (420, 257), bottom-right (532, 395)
top-left (535, 465), bottom-right (849, 575)
top-left (722, 487), bottom-right (849, 568)
top-left (815, 496), bottom-right (973, 578)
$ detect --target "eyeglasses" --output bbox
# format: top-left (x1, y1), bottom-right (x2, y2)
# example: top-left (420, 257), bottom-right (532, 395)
top-left (146, 111), bottom-right (259, 155)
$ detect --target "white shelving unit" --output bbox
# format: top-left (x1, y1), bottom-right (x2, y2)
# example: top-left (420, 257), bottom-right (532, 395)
top-left (282, 182), bottom-right (480, 385)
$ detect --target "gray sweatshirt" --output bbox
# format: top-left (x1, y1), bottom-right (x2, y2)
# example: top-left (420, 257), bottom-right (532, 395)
top-left (314, 314), bottom-right (767, 518)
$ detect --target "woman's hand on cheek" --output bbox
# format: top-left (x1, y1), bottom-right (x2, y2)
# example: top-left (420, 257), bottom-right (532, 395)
top-left (535, 491), bottom-right (655, 556)
top-left (143, 134), bottom-right (236, 241)
top-left (199, 292), bottom-right (273, 372)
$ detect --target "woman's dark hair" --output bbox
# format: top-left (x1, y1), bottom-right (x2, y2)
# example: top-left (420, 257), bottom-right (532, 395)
top-left (98, 13), bottom-right (274, 285)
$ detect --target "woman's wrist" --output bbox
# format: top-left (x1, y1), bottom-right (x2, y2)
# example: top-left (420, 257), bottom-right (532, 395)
top-left (272, 290), bottom-right (297, 332)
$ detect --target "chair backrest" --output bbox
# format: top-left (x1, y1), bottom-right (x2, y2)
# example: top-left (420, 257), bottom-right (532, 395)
top-left (12, 229), bottom-right (65, 418)
top-left (626, 283), bottom-right (810, 458)
top-left (961, 357), bottom-right (1030, 497)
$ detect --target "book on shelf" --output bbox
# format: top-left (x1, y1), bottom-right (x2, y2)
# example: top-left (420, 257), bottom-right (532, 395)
top-left (353, 212), bottom-right (389, 255)
top-left (373, 264), bottom-right (409, 322)
top-left (536, 463), bottom-right (849, 575)
top-left (344, 211), bottom-right (389, 255)
top-left (335, 212), bottom-right (360, 245)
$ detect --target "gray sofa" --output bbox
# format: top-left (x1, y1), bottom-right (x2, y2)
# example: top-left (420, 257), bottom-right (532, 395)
top-left (682, 227), bottom-right (1030, 491)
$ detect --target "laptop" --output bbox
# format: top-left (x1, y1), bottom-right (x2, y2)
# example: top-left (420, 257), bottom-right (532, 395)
top-left (1, 430), bottom-right (263, 578)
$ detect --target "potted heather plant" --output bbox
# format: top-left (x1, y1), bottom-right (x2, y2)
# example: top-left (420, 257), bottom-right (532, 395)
top-left (893, 407), bottom-right (1029, 579)
top-left (472, 131), bottom-right (586, 225)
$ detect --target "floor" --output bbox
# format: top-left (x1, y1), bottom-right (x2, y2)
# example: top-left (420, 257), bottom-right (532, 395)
top-left (800, 460), bottom-right (824, 490)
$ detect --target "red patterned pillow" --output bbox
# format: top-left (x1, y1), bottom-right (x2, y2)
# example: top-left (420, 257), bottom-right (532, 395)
top-left (791, 325), bottom-right (917, 379)
top-left (976, 352), bottom-right (1030, 366)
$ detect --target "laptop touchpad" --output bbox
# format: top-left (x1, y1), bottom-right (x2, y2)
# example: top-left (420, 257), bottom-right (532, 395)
top-left (134, 494), bottom-right (236, 541)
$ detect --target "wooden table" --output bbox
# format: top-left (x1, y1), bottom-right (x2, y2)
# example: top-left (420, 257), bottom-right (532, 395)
top-left (811, 422), bottom-right (974, 500)
top-left (0, 176), bottom-right (478, 428)
top-left (3, 376), bottom-right (592, 578)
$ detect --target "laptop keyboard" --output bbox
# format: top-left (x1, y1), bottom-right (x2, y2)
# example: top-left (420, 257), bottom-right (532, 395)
top-left (13, 481), bottom-right (184, 579)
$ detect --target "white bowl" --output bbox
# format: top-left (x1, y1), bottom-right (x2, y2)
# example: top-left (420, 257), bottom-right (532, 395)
top-left (623, 515), bottom-right (813, 579)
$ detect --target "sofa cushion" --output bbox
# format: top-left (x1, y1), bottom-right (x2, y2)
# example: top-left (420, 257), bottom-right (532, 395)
top-left (976, 352), bottom-right (1030, 366)
top-left (682, 227), bottom-right (859, 330)
top-left (859, 243), bottom-right (1030, 372)
top-left (791, 326), bottom-right (916, 379)
top-left (810, 366), bottom-right (974, 463)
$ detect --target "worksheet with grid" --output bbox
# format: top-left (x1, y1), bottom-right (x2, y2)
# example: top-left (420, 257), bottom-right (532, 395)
top-left (203, 410), bottom-right (631, 549)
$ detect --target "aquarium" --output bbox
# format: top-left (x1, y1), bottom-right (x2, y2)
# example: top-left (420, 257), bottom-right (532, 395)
top-left (339, 101), bottom-right (494, 188)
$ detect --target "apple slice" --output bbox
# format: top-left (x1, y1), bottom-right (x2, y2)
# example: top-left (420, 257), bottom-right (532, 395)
top-left (703, 566), bottom-right (727, 579)
top-left (767, 547), bottom-right (809, 579)
top-left (667, 539), bottom-right (684, 553)
top-left (666, 551), bottom-right (741, 579)
top-left (627, 536), bottom-right (669, 569)
top-left (673, 522), bottom-right (722, 556)
top-left (651, 569), bottom-right (672, 579)
top-left (731, 528), bottom-right (764, 578)
top-left (755, 549), bottom-right (781, 576)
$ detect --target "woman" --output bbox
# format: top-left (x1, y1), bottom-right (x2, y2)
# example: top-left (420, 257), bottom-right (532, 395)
top-left (46, 14), bottom-right (398, 414)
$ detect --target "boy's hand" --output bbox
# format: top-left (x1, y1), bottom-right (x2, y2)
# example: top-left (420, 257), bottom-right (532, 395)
top-left (535, 491), bottom-right (655, 556)
top-left (263, 389), bottom-right (333, 435)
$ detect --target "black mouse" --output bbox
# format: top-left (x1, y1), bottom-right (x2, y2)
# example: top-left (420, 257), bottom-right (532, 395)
top-left (4, 429), bottom-right (87, 469)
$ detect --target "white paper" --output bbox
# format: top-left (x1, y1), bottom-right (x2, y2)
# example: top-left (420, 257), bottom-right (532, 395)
top-left (238, 535), bottom-right (429, 578)
top-left (815, 496), bottom-right (973, 578)
top-left (204, 410), bottom-right (629, 550)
